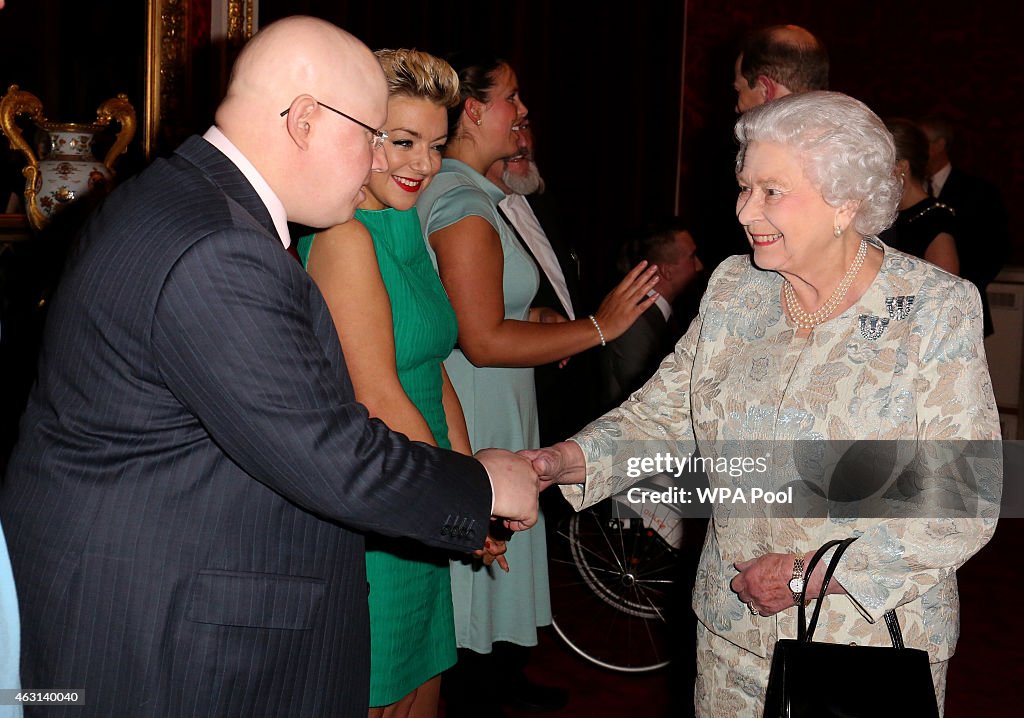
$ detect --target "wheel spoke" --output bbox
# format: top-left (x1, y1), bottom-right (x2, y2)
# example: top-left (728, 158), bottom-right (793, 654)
top-left (634, 584), bottom-right (666, 623)
top-left (548, 504), bottom-right (682, 672)
top-left (591, 517), bottom-right (627, 573)
top-left (570, 533), bottom-right (624, 573)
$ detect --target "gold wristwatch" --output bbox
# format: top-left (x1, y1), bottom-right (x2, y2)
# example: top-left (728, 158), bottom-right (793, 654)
top-left (788, 556), bottom-right (806, 605)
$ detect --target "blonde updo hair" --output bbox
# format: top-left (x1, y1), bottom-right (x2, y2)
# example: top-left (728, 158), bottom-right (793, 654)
top-left (735, 91), bottom-right (901, 236)
top-left (374, 48), bottom-right (460, 109)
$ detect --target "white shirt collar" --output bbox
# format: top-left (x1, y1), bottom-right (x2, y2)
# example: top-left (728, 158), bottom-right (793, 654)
top-left (930, 162), bottom-right (952, 198)
top-left (653, 292), bottom-right (673, 322)
top-left (203, 126), bottom-right (291, 248)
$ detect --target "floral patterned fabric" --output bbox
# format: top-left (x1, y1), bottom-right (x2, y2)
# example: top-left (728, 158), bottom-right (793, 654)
top-left (563, 240), bottom-right (1000, 673)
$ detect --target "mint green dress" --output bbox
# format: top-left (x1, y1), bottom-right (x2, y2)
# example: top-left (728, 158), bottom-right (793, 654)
top-left (298, 206), bottom-right (458, 706)
top-left (418, 159), bottom-right (552, 654)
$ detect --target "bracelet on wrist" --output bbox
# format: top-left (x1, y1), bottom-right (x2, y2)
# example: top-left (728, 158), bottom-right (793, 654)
top-left (588, 314), bottom-right (606, 346)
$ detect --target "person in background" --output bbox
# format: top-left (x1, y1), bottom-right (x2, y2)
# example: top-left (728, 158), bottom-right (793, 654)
top-left (697, 23), bottom-right (830, 276)
top-left (418, 53), bottom-right (658, 718)
top-left (919, 114), bottom-right (1010, 336)
top-left (599, 218), bottom-right (703, 411)
top-left (879, 118), bottom-right (959, 275)
top-left (526, 91), bottom-right (999, 715)
top-left (484, 121), bottom-right (597, 448)
top-left (732, 24), bottom-right (829, 114)
top-left (298, 49), bottom-right (505, 718)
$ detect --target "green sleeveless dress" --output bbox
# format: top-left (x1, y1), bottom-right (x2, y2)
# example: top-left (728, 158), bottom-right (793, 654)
top-left (298, 206), bottom-right (459, 706)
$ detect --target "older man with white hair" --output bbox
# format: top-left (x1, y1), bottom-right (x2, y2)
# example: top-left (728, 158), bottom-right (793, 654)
top-left (485, 123), bottom-right (595, 451)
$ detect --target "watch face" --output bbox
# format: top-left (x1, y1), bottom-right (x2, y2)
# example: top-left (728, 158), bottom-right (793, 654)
top-left (789, 577), bottom-right (804, 593)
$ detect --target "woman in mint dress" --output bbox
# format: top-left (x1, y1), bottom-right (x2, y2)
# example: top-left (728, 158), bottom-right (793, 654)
top-left (299, 50), bottom-right (501, 718)
top-left (418, 54), bottom-right (659, 715)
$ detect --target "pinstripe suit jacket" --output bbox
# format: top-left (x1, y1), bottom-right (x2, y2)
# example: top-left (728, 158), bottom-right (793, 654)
top-left (0, 136), bottom-right (491, 717)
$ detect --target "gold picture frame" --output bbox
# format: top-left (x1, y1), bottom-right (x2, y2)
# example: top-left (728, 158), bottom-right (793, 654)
top-left (144, 0), bottom-right (256, 159)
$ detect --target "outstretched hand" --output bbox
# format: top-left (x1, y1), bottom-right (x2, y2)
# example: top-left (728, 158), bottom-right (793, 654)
top-left (518, 441), bottom-right (587, 490)
top-left (592, 261), bottom-right (660, 341)
top-left (475, 448), bottom-right (539, 532)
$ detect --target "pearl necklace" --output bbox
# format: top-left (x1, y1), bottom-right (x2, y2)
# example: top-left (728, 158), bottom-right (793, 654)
top-left (782, 238), bottom-right (868, 330)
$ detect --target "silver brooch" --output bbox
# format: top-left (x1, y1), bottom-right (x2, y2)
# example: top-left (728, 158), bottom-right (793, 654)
top-left (885, 296), bottom-right (915, 321)
top-left (859, 315), bottom-right (889, 340)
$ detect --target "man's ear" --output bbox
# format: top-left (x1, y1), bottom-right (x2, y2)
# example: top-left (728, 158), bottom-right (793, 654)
top-left (659, 260), bottom-right (673, 282)
top-left (283, 95), bottom-right (319, 150)
top-left (757, 75), bottom-right (777, 103)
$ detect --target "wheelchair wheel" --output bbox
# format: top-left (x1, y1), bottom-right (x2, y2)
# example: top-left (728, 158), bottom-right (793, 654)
top-left (548, 497), bottom-right (682, 672)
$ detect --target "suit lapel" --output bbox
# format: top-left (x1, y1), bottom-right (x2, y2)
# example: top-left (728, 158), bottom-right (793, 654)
top-left (175, 136), bottom-right (281, 242)
top-left (641, 302), bottom-right (667, 332)
top-left (498, 200), bottom-right (581, 318)
top-left (938, 168), bottom-right (964, 205)
top-left (495, 203), bottom-right (572, 317)
top-left (527, 193), bottom-right (582, 309)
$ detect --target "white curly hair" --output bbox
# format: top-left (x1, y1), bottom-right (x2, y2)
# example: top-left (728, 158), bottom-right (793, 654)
top-left (734, 91), bottom-right (901, 236)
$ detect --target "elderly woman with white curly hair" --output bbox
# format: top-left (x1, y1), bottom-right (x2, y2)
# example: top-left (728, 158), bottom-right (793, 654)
top-left (525, 91), bottom-right (1000, 715)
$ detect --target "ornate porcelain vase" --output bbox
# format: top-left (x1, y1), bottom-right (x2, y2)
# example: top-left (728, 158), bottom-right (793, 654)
top-left (0, 85), bottom-right (136, 231)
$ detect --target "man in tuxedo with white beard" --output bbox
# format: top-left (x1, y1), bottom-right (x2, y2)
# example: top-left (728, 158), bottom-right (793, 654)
top-left (486, 122), bottom-right (594, 448)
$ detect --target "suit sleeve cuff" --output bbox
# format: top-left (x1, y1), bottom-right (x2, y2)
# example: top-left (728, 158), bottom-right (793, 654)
top-left (479, 463), bottom-right (495, 515)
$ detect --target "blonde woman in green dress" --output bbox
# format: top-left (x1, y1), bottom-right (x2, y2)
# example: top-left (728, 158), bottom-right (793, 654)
top-left (299, 49), bottom-right (503, 718)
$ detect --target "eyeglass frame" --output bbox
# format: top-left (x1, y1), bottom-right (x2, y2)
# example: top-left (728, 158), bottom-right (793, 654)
top-left (280, 101), bottom-right (388, 150)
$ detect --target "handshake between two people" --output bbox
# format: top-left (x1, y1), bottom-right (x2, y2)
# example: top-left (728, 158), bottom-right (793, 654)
top-left (476, 440), bottom-right (588, 532)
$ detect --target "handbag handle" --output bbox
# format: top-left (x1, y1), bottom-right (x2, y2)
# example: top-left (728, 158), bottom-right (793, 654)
top-left (796, 537), bottom-right (905, 649)
top-left (796, 538), bottom-right (850, 641)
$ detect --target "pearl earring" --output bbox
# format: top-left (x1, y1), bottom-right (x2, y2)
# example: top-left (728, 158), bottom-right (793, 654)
top-left (834, 225), bottom-right (842, 238)
top-left (475, 119), bottom-right (482, 126)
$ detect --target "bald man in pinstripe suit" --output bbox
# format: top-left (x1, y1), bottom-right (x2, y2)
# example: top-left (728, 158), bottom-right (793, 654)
top-left (0, 17), bottom-right (537, 717)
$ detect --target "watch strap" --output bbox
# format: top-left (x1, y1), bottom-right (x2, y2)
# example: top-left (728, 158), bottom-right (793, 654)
top-left (789, 556), bottom-right (805, 604)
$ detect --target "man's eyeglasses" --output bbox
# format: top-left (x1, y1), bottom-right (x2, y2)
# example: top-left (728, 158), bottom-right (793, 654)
top-left (280, 101), bottom-right (388, 150)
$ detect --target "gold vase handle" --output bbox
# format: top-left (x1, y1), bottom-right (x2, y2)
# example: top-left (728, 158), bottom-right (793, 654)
top-left (96, 93), bottom-right (137, 171)
top-left (0, 84), bottom-right (44, 190)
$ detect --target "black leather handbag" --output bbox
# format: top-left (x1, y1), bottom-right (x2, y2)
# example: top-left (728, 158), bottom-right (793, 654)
top-left (762, 537), bottom-right (940, 718)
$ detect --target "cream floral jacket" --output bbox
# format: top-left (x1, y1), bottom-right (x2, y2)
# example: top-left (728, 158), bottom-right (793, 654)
top-left (563, 241), bottom-right (1001, 661)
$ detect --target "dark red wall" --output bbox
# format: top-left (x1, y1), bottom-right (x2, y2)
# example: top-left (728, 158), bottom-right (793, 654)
top-left (2, 1), bottom-right (1020, 292)
top-left (263, 0), bottom-right (1022, 290)
top-left (260, 0), bottom-right (687, 299)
